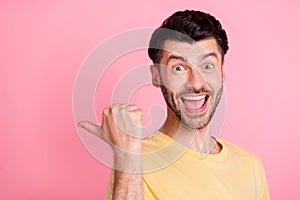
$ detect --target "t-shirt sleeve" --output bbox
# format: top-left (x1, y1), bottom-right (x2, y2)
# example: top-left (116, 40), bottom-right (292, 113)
top-left (255, 158), bottom-right (270, 200)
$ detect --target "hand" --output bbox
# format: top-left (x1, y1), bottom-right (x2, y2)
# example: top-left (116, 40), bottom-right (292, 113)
top-left (78, 104), bottom-right (144, 171)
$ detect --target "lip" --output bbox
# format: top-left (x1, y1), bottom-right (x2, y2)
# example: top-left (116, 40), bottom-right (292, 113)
top-left (180, 93), bottom-right (210, 115)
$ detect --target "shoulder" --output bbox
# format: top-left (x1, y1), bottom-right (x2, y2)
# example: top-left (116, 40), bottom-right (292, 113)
top-left (219, 138), bottom-right (264, 168)
top-left (219, 139), bottom-right (270, 199)
top-left (142, 132), bottom-right (173, 152)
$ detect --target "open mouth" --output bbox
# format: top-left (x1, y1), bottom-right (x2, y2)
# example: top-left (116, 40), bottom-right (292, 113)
top-left (181, 94), bottom-right (210, 114)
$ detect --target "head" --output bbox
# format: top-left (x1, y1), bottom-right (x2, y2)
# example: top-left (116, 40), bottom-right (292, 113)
top-left (148, 10), bottom-right (229, 129)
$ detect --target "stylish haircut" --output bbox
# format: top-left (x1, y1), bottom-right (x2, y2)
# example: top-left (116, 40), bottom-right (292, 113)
top-left (148, 10), bottom-right (229, 64)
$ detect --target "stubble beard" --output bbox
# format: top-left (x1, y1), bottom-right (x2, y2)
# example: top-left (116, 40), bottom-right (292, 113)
top-left (161, 85), bottom-right (223, 130)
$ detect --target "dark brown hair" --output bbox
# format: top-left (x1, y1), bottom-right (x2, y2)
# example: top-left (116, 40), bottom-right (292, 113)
top-left (148, 10), bottom-right (229, 64)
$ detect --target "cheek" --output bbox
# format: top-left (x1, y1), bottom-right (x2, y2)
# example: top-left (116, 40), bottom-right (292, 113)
top-left (202, 72), bottom-right (223, 90)
top-left (160, 72), bottom-right (186, 93)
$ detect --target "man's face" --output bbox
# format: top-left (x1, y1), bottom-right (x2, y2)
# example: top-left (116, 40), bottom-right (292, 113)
top-left (151, 38), bottom-right (225, 129)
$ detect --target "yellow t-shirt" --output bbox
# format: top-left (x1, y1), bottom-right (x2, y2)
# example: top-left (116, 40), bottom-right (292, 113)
top-left (106, 132), bottom-right (270, 200)
top-left (142, 132), bottom-right (270, 200)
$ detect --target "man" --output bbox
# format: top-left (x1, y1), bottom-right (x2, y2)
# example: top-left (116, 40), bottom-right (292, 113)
top-left (78, 10), bottom-right (270, 199)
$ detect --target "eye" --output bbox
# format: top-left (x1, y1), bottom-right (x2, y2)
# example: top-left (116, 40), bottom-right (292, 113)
top-left (203, 63), bottom-right (214, 70)
top-left (172, 65), bottom-right (185, 71)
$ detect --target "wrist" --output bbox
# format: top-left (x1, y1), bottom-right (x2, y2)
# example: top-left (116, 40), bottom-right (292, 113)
top-left (113, 149), bottom-right (142, 173)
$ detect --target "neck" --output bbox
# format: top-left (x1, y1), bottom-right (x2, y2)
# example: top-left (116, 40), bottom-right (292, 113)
top-left (159, 108), bottom-right (221, 154)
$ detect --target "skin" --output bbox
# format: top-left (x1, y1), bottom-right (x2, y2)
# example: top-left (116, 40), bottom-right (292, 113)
top-left (151, 37), bottom-right (225, 152)
top-left (78, 37), bottom-right (226, 199)
top-left (78, 104), bottom-right (143, 200)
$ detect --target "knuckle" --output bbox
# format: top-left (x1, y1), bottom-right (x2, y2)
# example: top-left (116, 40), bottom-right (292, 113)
top-left (111, 107), bottom-right (121, 118)
top-left (102, 106), bottom-right (111, 116)
top-left (112, 103), bottom-right (127, 112)
top-left (136, 108), bottom-right (144, 114)
top-left (128, 104), bottom-right (138, 109)
top-left (112, 103), bottom-right (120, 108)
top-left (135, 108), bottom-right (144, 116)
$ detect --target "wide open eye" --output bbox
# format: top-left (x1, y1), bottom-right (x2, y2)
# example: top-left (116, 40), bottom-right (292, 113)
top-left (203, 63), bottom-right (214, 70)
top-left (172, 65), bottom-right (185, 72)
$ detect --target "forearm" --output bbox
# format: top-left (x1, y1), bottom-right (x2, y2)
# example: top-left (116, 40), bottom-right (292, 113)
top-left (112, 170), bottom-right (143, 200)
top-left (111, 150), bottom-right (143, 200)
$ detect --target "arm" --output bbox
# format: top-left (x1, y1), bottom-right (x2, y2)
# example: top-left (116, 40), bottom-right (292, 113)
top-left (78, 104), bottom-right (144, 200)
top-left (106, 167), bottom-right (143, 200)
top-left (112, 169), bottom-right (143, 199)
top-left (112, 143), bottom-right (143, 199)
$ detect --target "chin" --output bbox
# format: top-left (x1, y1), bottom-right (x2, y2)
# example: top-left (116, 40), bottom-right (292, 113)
top-left (180, 114), bottom-right (211, 130)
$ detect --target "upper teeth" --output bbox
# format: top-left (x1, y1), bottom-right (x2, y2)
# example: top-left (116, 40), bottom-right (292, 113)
top-left (182, 95), bottom-right (206, 100)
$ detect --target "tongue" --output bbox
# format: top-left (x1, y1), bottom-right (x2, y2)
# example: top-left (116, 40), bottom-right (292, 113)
top-left (183, 99), bottom-right (205, 110)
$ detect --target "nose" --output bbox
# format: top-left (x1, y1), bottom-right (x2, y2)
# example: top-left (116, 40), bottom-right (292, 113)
top-left (186, 68), bottom-right (206, 91)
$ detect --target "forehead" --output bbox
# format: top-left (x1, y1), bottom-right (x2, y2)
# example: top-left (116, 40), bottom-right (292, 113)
top-left (162, 38), bottom-right (222, 61)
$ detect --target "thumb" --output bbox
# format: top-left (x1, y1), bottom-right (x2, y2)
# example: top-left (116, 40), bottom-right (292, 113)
top-left (77, 121), bottom-right (104, 139)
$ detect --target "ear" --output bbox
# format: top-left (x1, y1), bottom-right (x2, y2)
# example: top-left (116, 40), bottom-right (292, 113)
top-left (150, 65), bottom-right (161, 87)
top-left (221, 63), bottom-right (226, 82)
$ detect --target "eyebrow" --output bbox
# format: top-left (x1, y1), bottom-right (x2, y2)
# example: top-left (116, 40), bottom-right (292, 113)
top-left (166, 52), bottom-right (219, 64)
top-left (166, 55), bottom-right (187, 64)
top-left (201, 52), bottom-right (219, 61)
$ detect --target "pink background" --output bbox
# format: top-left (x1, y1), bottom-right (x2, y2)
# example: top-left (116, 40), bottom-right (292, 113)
top-left (1, 0), bottom-right (299, 199)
